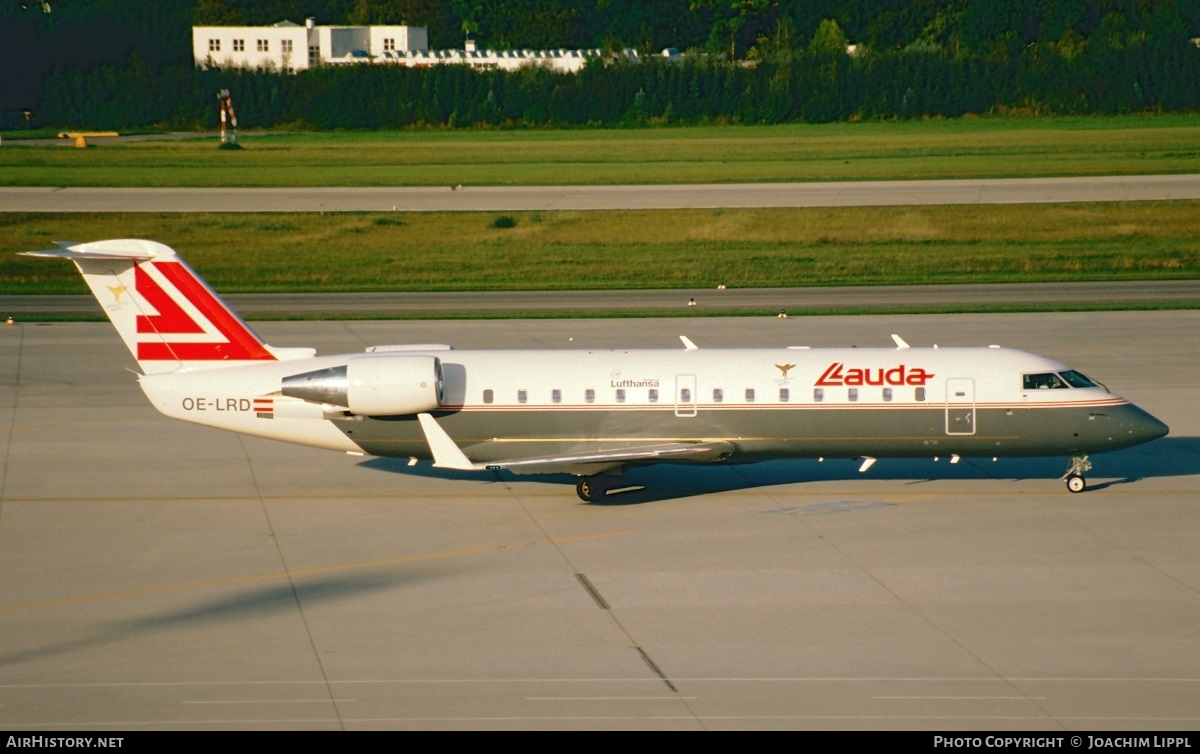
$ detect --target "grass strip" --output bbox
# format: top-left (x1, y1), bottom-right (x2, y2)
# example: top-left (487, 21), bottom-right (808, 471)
top-left (3, 203), bottom-right (1198, 295)
top-left (3, 116), bottom-right (1200, 187)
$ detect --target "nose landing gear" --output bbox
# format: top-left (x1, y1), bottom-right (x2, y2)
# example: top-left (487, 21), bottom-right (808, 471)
top-left (1061, 455), bottom-right (1092, 493)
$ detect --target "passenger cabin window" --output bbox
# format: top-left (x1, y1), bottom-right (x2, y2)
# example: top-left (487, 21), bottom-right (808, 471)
top-left (712, 388), bottom-right (723, 403)
top-left (813, 388), bottom-right (824, 403)
top-left (1023, 373), bottom-right (1067, 390)
top-left (517, 389), bottom-right (527, 404)
top-left (882, 387), bottom-right (893, 402)
top-left (915, 387), bottom-right (926, 402)
top-left (745, 388), bottom-right (755, 403)
top-left (483, 389), bottom-right (494, 404)
top-left (779, 388), bottom-right (789, 402)
top-left (680, 388), bottom-right (692, 403)
top-left (585, 389), bottom-right (595, 404)
top-left (552, 389), bottom-right (562, 404)
top-left (648, 389), bottom-right (658, 403)
top-left (848, 388), bottom-right (859, 402)
top-left (616, 388), bottom-right (626, 403)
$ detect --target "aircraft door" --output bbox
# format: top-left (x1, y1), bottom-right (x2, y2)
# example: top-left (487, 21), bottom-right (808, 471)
top-left (675, 374), bottom-right (697, 417)
top-left (945, 378), bottom-right (976, 435)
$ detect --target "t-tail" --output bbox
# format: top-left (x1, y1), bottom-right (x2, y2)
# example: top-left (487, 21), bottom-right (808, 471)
top-left (22, 240), bottom-right (313, 374)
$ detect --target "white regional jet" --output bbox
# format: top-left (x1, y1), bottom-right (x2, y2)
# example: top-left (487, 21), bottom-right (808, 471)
top-left (27, 240), bottom-right (1169, 501)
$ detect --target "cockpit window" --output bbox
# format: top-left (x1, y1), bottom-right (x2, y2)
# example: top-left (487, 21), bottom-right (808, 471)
top-left (1059, 370), bottom-right (1096, 388)
top-left (1023, 372), bottom-right (1067, 390)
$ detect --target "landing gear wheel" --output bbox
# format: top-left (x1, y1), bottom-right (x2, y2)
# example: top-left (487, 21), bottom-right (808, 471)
top-left (1061, 455), bottom-right (1092, 494)
top-left (576, 476), bottom-right (606, 502)
top-left (1065, 474), bottom-right (1086, 493)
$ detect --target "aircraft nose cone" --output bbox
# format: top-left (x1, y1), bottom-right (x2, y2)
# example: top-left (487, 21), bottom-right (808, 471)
top-left (1124, 404), bottom-right (1169, 446)
top-left (1141, 413), bottom-right (1170, 443)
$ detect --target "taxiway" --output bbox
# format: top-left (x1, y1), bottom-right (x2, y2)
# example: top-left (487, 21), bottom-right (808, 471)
top-left (1, 311), bottom-right (1197, 730)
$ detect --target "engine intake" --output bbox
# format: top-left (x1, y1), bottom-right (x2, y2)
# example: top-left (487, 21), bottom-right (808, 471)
top-left (281, 354), bottom-right (444, 416)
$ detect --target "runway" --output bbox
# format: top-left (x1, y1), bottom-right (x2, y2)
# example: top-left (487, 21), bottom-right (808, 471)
top-left (4, 280), bottom-right (1197, 319)
top-left (3, 173), bottom-right (1200, 212)
top-left (1, 311), bottom-right (1197, 730)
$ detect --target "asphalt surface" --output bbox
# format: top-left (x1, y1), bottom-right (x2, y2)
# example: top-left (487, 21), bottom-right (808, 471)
top-left (1, 312), bottom-right (1197, 730)
top-left (3, 280), bottom-right (1198, 319)
top-left (3, 169), bottom-right (1198, 730)
top-left (3, 174), bottom-right (1200, 212)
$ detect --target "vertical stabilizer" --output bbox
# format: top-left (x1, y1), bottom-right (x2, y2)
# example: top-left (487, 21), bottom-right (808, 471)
top-left (22, 240), bottom-right (279, 374)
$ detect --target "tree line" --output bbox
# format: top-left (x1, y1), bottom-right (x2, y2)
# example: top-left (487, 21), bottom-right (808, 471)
top-left (10, 0), bottom-right (1200, 127)
top-left (40, 37), bottom-right (1200, 130)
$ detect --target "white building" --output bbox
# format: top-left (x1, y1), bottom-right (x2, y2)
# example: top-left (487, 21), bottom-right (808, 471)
top-left (193, 19), bottom-right (428, 71)
top-left (194, 20), bottom-right (640, 74)
top-left (387, 43), bottom-right (625, 74)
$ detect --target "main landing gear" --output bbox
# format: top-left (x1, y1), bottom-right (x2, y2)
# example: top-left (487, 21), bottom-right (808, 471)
top-left (576, 475), bottom-right (607, 502)
top-left (1061, 454), bottom-right (1093, 493)
top-left (576, 472), bottom-right (629, 502)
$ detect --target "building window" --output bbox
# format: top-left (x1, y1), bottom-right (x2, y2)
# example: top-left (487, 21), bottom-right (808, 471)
top-left (209, 39), bottom-right (221, 52)
top-left (745, 388), bottom-right (755, 403)
top-left (233, 39), bottom-right (245, 52)
top-left (779, 388), bottom-right (789, 402)
top-left (281, 39), bottom-right (293, 53)
top-left (384, 38), bottom-right (396, 51)
top-left (585, 389), bottom-right (595, 404)
top-left (309, 45), bottom-right (320, 62)
top-left (482, 389), bottom-right (493, 404)
top-left (712, 388), bottom-right (723, 403)
top-left (257, 39), bottom-right (268, 52)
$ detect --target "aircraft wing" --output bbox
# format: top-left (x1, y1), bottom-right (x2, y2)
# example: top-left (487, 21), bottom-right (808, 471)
top-left (416, 413), bottom-right (735, 475)
top-left (483, 441), bottom-right (738, 475)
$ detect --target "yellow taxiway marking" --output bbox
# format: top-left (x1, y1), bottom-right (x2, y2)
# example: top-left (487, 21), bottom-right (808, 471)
top-left (0, 530), bottom-right (632, 614)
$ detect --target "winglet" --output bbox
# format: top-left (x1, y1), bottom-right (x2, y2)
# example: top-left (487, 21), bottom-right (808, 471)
top-left (417, 413), bottom-right (485, 470)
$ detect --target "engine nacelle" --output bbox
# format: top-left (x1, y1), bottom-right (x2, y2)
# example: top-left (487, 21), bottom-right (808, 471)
top-left (281, 354), bottom-right (444, 416)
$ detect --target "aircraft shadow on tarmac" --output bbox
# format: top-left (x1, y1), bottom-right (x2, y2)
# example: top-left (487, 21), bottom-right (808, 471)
top-left (359, 436), bottom-right (1199, 505)
top-left (0, 572), bottom-right (420, 670)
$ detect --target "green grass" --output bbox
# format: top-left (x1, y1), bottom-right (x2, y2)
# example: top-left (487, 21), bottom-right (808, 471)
top-left (3, 202), bottom-right (1197, 295)
top-left (4, 115), bottom-right (1200, 187)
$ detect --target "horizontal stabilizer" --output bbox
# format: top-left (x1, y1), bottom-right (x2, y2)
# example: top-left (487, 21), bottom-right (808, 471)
top-left (21, 240), bottom-right (160, 261)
